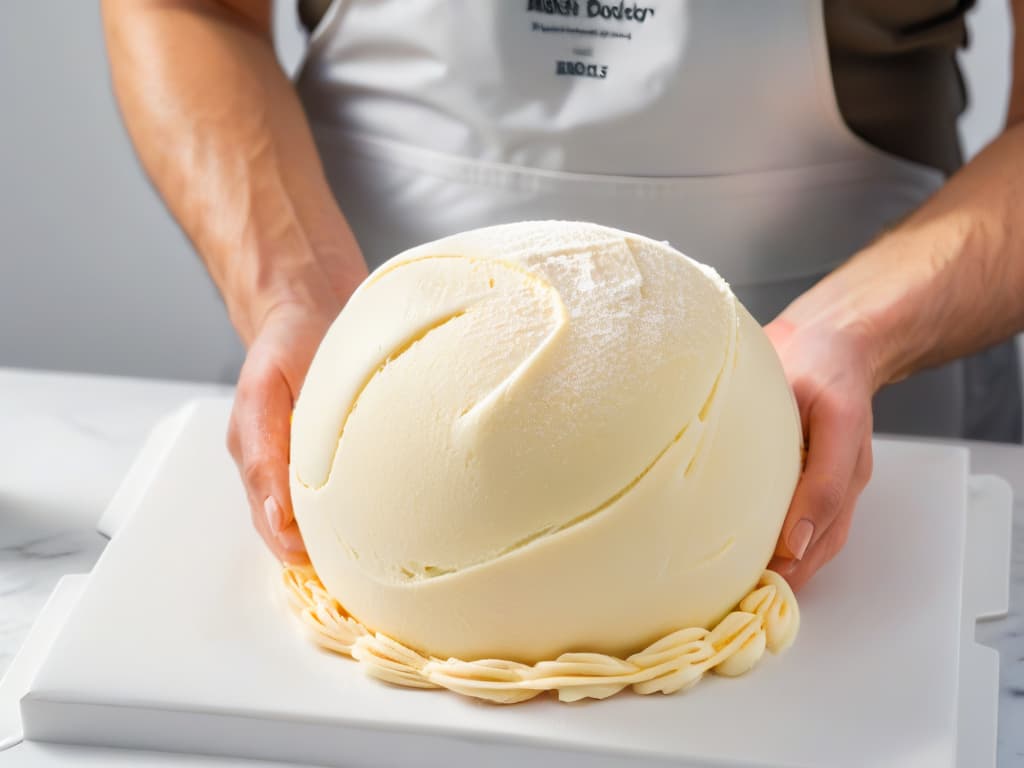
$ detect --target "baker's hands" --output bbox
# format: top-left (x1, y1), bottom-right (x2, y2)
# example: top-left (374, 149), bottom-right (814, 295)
top-left (103, 0), bottom-right (375, 562)
top-left (226, 299), bottom-right (340, 563)
top-left (764, 313), bottom-right (879, 591)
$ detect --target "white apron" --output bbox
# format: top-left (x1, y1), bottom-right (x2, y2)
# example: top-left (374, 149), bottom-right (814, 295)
top-left (295, 0), bottom-right (965, 436)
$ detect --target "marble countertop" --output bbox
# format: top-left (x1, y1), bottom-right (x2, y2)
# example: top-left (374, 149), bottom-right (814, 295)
top-left (1, 366), bottom-right (1022, 765)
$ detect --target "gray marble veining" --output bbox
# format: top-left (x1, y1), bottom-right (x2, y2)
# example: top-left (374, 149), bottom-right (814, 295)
top-left (0, 368), bottom-right (227, 679)
top-left (0, 530), bottom-right (106, 675)
top-left (976, 506), bottom-right (1024, 764)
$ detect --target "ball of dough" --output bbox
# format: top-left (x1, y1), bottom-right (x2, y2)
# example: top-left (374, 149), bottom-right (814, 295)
top-left (290, 221), bottom-right (802, 663)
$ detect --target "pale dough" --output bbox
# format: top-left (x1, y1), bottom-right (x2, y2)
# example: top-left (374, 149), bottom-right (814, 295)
top-left (290, 221), bottom-right (802, 666)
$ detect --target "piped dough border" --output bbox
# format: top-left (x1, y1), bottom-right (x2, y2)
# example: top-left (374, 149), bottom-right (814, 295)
top-left (281, 567), bottom-right (799, 704)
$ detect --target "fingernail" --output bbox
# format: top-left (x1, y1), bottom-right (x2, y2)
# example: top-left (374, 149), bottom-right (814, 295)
top-left (264, 496), bottom-right (283, 534)
top-left (788, 519), bottom-right (814, 560)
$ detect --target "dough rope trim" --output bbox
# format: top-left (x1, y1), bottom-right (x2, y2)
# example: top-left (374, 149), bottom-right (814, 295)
top-left (281, 567), bottom-right (799, 704)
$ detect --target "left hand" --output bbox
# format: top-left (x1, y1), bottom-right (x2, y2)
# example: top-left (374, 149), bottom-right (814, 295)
top-left (764, 315), bottom-right (878, 591)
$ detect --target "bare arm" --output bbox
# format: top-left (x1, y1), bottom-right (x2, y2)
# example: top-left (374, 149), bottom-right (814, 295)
top-left (768, 0), bottom-right (1024, 588)
top-left (102, 0), bottom-right (367, 561)
top-left (783, 11), bottom-right (1024, 385)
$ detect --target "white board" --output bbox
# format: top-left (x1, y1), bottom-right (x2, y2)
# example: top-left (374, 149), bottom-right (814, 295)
top-left (17, 398), bottom-right (998, 767)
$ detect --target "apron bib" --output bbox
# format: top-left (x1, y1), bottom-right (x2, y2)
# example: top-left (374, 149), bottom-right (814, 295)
top-left (296, 0), bottom-right (966, 437)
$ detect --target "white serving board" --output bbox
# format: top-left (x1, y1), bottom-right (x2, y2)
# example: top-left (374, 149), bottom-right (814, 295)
top-left (14, 398), bottom-right (1008, 767)
top-left (0, 577), bottom-right (88, 752)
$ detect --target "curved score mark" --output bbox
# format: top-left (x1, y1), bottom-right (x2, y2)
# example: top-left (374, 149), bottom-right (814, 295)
top-left (299, 310), bottom-right (467, 491)
top-left (439, 318), bottom-right (741, 574)
top-left (305, 249), bottom-right (739, 578)
top-left (301, 254), bottom-right (567, 492)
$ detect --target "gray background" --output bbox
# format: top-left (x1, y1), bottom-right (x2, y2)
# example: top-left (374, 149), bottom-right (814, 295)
top-left (0, 1), bottom-right (1018, 386)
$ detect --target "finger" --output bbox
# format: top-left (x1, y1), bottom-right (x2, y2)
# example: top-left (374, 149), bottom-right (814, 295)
top-left (230, 344), bottom-right (305, 561)
top-left (276, 521), bottom-right (310, 565)
top-left (769, 435), bottom-right (871, 589)
top-left (769, 495), bottom-right (852, 585)
top-left (853, 428), bottom-right (874, 493)
top-left (774, 394), bottom-right (866, 560)
top-left (776, 492), bottom-right (856, 592)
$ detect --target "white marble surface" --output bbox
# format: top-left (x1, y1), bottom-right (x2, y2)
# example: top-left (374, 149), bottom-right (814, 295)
top-left (0, 368), bottom-right (229, 675)
top-left (0, 366), bottom-right (1021, 765)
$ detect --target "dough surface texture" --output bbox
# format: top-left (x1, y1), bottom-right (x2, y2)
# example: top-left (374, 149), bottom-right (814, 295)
top-left (289, 221), bottom-right (802, 685)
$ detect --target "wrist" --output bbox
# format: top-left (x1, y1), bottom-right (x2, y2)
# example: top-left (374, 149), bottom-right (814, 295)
top-left (778, 210), bottom-right (983, 393)
top-left (254, 267), bottom-right (339, 335)
top-left (772, 262), bottom-right (897, 394)
top-left (199, 186), bottom-right (367, 344)
top-left (847, 215), bottom-right (979, 386)
top-left (225, 252), bottom-right (353, 346)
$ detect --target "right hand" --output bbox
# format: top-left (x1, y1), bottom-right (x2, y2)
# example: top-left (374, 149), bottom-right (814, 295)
top-left (763, 314), bottom-right (877, 592)
top-left (226, 299), bottom-right (341, 563)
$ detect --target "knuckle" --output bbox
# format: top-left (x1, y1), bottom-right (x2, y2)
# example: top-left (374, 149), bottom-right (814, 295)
top-left (241, 453), bottom-right (268, 490)
top-left (835, 525), bottom-right (851, 552)
top-left (856, 453), bottom-right (874, 487)
top-left (225, 421), bottom-right (241, 459)
top-left (826, 396), bottom-right (858, 425)
top-left (808, 476), bottom-right (846, 519)
top-left (851, 443), bottom-right (874, 491)
top-left (862, 438), bottom-right (875, 473)
top-left (819, 388), bottom-right (867, 428)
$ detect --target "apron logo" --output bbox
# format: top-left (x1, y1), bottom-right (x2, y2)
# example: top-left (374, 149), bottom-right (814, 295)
top-left (586, 1), bottom-right (654, 22)
top-left (527, 0), bottom-right (654, 23)
top-left (527, 0), bottom-right (580, 15)
top-left (557, 60), bottom-right (609, 78)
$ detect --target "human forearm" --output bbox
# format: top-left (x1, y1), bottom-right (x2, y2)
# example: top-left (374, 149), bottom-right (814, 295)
top-left (766, 13), bottom-right (1024, 585)
top-left (101, 0), bottom-right (365, 344)
top-left (103, 0), bottom-right (364, 563)
top-left (780, 0), bottom-right (1024, 390)
top-left (777, 120), bottom-right (1024, 390)
top-left (759, 140), bottom-right (1024, 583)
